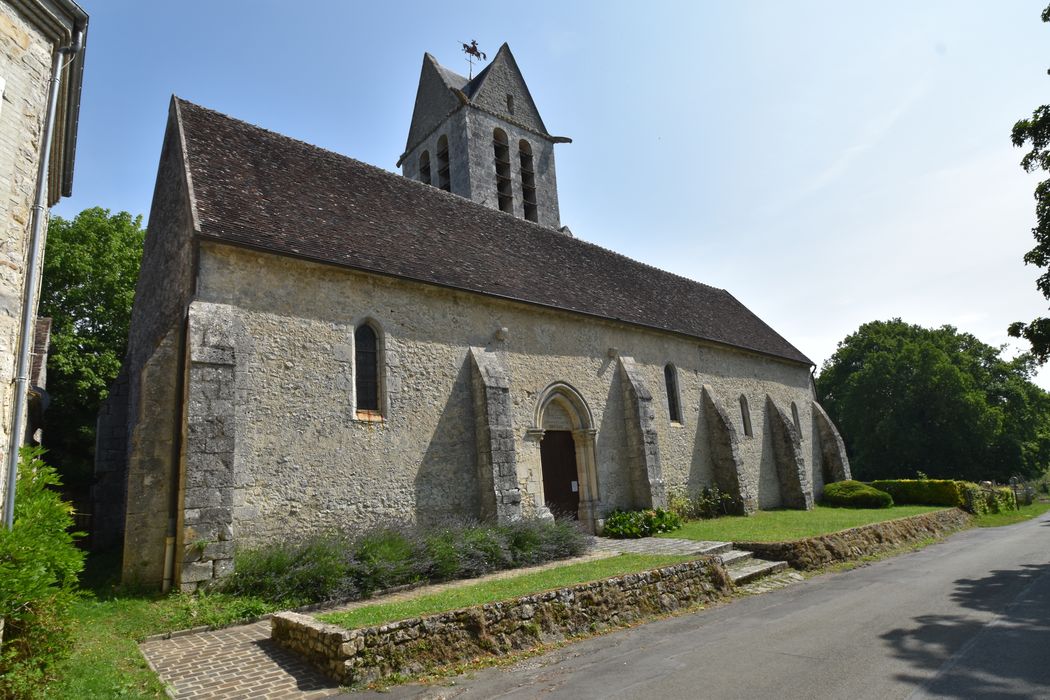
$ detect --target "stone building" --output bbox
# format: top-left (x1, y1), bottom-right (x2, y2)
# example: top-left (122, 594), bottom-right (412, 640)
top-left (99, 45), bottom-right (850, 591)
top-left (0, 0), bottom-right (87, 522)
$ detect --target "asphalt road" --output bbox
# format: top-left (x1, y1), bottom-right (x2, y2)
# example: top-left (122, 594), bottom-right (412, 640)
top-left (352, 510), bottom-right (1050, 699)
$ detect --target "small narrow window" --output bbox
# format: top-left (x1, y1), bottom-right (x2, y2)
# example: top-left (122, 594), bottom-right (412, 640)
top-left (519, 140), bottom-right (538, 222)
top-left (493, 129), bottom-right (513, 213)
top-left (506, 94), bottom-right (515, 114)
top-left (418, 150), bottom-right (431, 185)
top-left (436, 135), bottom-right (451, 192)
top-left (664, 364), bottom-right (682, 424)
top-left (355, 325), bottom-right (379, 412)
top-left (791, 402), bottom-right (801, 433)
top-left (740, 395), bottom-right (753, 437)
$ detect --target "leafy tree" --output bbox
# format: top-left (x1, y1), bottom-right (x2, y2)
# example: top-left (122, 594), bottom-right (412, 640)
top-left (817, 319), bottom-right (1050, 482)
top-left (38, 207), bottom-right (144, 491)
top-left (1009, 4), bottom-right (1050, 362)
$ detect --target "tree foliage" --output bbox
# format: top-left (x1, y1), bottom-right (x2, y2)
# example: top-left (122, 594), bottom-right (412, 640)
top-left (39, 207), bottom-right (144, 489)
top-left (1009, 4), bottom-right (1050, 362)
top-left (817, 319), bottom-right (1050, 482)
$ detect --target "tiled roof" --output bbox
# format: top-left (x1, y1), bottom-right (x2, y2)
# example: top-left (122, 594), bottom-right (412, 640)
top-left (175, 98), bottom-right (812, 366)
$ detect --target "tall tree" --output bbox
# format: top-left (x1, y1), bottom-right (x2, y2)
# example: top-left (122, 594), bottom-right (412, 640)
top-left (38, 207), bottom-right (144, 492)
top-left (817, 319), bottom-right (1050, 482)
top-left (1009, 4), bottom-right (1050, 362)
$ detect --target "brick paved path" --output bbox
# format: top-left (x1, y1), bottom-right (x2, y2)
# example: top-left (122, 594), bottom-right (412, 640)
top-left (139, 619), bottom-right (336, 699)
top-left (138, 537), bottom-right (736, 699)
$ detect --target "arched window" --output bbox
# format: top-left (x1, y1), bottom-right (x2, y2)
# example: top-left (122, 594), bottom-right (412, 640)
top-left (664, 364), bottom-right (682, 424)
top-left (791, 402), bottom-right (801, 433)
top-left (355, 324), bottom-right (380, 413)
top-left (493, 128), bottom-right (513, 213)
top-left (739, 395), bottom-right (753, 437)
top-left (519, 140), bottom-right (538, 222)
top-left (436, 135), bottom-right (451, 191)
top-left (418, 150), bottom-right (431, 185)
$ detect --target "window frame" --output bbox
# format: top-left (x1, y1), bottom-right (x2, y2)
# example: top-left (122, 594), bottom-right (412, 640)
top-left (664, 363), bottom-right (683, 424)
top-left (353, 321), bottom-right (385, 421)
top-left (739, 395), bottom-right (753, 437)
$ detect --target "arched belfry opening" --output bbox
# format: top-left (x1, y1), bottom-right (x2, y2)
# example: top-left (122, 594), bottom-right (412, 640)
top-left (531, 382), bottom-right (601, 531)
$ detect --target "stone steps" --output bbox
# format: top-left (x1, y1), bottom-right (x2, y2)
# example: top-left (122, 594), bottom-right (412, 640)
top-left (588, 536), bottom-right (790, 588)
top-left (714, 547), bottom-right (790, 586)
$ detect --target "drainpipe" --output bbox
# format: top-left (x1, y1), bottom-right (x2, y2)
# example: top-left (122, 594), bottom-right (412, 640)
top-left (2, 30), bottom-right (84, 529)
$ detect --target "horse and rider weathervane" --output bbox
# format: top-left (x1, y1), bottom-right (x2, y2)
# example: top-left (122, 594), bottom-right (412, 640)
top-left (460, 40), bottom-right (486, 79)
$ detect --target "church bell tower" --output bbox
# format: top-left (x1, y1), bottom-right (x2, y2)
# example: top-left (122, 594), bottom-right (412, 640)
top-left (398, 43), bottom-right (571, 231)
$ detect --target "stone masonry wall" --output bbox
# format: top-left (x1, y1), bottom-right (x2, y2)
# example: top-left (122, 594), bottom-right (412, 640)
top-left (0, 3), bottom-right (53, 510)
top-left (188, 244), bottom-right (825, 558)
top-left (271, 557), bottom-right (731, 686)
top-left (469, 346), bottom-right (521, 522)
top-left (92, 367), bottom-right (129, 550)
top-left (765, 395), bottom-right (814, 510)
top-left (113, 103), bottom-right (198, 584)
top-left (617, 356), bottom-right (666, 508)
top-left (738, 508), bottom-right (973, 570)
top-left (177, 302), bottom-right (241, 591)
top-left (813, 400), bottom-right (851, 483)
top-left (700, 385), bottom-right (755, 514)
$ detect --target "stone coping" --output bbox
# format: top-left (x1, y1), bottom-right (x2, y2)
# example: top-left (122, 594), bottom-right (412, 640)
top-left (734, 507), bottom-right (973, 571)
top-left (271, 556), bottom-right (732, 686)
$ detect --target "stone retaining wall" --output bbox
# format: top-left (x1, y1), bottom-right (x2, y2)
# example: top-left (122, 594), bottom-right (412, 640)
top-left (736, 508), bottom-right (972, 571)
top-left (271, 557), bottom-right (731, 686)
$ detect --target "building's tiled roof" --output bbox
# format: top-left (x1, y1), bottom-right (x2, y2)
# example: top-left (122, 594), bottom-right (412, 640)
top-left (175, 98), bottom-right (812, 365)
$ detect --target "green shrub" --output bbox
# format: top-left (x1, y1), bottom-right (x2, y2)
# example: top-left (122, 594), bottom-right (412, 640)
top-left (0, 447), bottom-right (86, 697)
top-left (221, 518), bottom-right (586, 606)
top-left (822, 480), bottom-right (894, 509)
top-left (667, 485), bottom-right (743, 520)
top-left (960, 483), bottom-right (1017, 515)
top-left (602, 508), bottom-right (683, 539)
top-left (868, 479), bottom-right (965, 507)
top-left (222, 532), bottom-right (357, 606)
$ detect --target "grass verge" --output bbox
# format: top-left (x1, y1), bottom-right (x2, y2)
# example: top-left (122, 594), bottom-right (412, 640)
top-left (973, 500), bottom-right (1050, 527)
top-left (319, 553), bottom-right (692, 629)
top-left (41, 550), bottom-right (279, 699)
top-left (660, 505), bottom-right (947, 543)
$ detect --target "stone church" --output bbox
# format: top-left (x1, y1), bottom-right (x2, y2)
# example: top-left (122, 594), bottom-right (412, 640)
top-left (96, 44), bottom-right (851, 591)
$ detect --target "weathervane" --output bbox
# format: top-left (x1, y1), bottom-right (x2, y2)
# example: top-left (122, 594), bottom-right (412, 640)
top-left (460, 40), bottom-right (486, 79)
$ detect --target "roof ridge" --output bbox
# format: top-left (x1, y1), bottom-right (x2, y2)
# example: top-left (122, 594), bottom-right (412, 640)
top-left (175, 96), bottom-right (716, 293)
top-left (174, 97), bottom-right (812, 366)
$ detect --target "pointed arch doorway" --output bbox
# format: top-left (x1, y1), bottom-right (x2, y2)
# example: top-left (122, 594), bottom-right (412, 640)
top-left (531, 382), bottom-right (601, 532)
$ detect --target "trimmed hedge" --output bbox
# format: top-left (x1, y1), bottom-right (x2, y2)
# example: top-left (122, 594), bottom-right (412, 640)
top-left (867, 479), bottom-right (1018, 515)
top-left (960, 483), bottom-right (1017, 515)
top-left (821, 480), bottom-right (894, 509)
top-left (868, 479), bottom-right (964, 507)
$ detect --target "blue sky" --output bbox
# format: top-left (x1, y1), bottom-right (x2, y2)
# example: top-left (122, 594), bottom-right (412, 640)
top-left (57, 1), bottom-right (1050, 385)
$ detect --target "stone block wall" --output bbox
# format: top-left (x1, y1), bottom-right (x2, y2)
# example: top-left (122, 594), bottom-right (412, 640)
top-left (177, 302), bottom-right (241, 591)
top-left (0, 3), bottom-right (53, 510)
top-left (272, 557), bottom-right (732, 686)
top-left (737, 508), bottom-right (972, 570)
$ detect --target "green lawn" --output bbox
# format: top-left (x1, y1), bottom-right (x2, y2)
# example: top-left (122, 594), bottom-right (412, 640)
top-left (319, 553), bottom-right (692, 630)
top-left (659, 505), bottom-right (947, 543)
top-left (973, 500), bottom-right (1050, 527)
